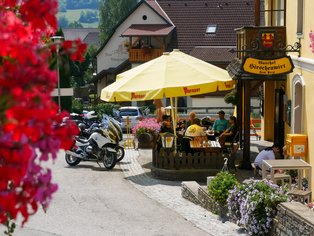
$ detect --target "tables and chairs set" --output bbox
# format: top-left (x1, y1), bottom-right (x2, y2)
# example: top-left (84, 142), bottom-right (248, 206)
top-left (262, 159), bottom-right (312, 203)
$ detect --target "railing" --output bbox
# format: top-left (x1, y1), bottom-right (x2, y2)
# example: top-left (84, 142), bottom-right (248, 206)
top-left (129, 48), bottom-right (164, 62)
top-left (152, 148), bottom-right (223, 170)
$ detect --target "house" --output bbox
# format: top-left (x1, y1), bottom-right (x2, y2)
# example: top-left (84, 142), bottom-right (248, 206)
top-left (94, 0), bottom-right (256, 110)
top-left (62, 28), bottom-right (100, 48)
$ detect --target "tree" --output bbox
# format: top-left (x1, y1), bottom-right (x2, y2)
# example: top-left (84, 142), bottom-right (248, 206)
top-left (0, 0), bottom-right (86, 233)
top-left (68, 21), bottom-right (84, 28)
top-left (99, 0), bottom-right (138, 42)
top-left (69, 45), bottom-right (98, 87)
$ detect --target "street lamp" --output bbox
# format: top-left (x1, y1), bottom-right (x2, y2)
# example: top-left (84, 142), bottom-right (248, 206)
top-left (51, 35), bottom-right (64, 113)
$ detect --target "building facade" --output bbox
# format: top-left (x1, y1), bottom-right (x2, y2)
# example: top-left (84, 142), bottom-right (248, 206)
top-left (261, 0), bottom-right (313, 188)
top-left (94, 0), bottom-right (256, 109)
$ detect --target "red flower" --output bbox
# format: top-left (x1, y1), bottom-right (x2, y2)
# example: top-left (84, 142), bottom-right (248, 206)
top-left (0, 0), bottom-right (85, 226)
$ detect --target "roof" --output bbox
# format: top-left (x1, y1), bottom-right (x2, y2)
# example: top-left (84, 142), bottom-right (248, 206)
top-left (121, 24), bottom-right (175, 36)
top-left (96, 0), bottom-right (173, 56)
top-left (92, 60), bottom-right (131, 83)
top-left (157, 0), bottom-right (256, 54)
top-left (63, 28), bottom-right (100, 47)
top-left (83, 32), bottom-right (100, 47)
top-left (190, 46), bottom-right (236, 63)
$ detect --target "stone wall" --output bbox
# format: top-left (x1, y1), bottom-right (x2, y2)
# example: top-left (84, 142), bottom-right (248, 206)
top-left (272, 202), bottom-right (314, 236)
top-left (182, 181), bottom-right (314, 236)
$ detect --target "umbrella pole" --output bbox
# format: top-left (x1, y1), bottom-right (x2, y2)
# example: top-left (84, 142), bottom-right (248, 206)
top-left (170, 97), bottom-right (177, 153)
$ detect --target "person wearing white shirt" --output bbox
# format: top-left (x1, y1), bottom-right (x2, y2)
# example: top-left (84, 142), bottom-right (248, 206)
top-left (254, 144), bottom-right (281, 170)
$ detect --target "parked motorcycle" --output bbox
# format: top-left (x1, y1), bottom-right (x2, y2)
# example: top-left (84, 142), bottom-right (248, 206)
top-left (65, 116), bottom-right (121, 169)
top-left (70, 110), bottom-right (100, 127)
top-left (76, 115), bottom-right (125, 162)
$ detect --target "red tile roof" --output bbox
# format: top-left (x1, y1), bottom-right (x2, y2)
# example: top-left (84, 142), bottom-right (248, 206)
top-left (146, 0), bottom-right (173, 24)
top-left (190, 46), bottom-right (236, 63)
top-left (156, 0), bottom-right (256, 54)
top-left (121, 24), bottom-right (175, 36)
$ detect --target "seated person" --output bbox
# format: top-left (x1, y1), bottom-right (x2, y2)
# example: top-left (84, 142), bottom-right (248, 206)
top-left (184, 118), bottom-right (206, 137)
top-left (185, 112), bottom-right (196, 129)
top-left (253, 144), bottom-right (281, 170)
top-left (219, 116), bottom-right (238, 145)
top-left (159, 115), bottom-right (173, 133)
top-left (212, 110), bottom-right (229, 136)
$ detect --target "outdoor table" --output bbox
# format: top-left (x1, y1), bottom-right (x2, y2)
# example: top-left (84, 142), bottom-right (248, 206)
top-left (189, 140), bottom-right (221, 153)
top-left (262, 159), bottom-right (312, 191)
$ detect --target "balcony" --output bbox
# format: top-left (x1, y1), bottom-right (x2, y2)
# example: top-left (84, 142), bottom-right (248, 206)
top-left (129, 48), bottom-right (164, 63)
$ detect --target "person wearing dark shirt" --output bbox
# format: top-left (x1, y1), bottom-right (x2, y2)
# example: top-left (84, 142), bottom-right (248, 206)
top-left (159, 115), bottom-right (173, 133)
top-left (219, 116), bottom-right (238, 145)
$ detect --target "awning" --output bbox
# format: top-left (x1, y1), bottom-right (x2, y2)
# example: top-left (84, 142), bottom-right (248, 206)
top-left (121, 24), bottom-right (175, 37)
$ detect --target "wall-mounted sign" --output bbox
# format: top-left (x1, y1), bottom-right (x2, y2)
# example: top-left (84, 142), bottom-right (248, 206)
top-left (242, 56), bottom-right (294, 75)
top-left (261, 32), bottom-right (275, 49)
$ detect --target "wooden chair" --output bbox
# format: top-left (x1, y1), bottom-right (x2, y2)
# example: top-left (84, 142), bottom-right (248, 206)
top-left (223, 132), bottom-right (240, 172)
top-left (266, 173), bottom-right (292, 188)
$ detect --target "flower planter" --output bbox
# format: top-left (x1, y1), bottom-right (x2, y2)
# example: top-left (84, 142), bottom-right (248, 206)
top-left (137, 132), bottom-right (156, 149)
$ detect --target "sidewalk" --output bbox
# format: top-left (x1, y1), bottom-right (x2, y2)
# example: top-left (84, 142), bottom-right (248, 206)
top-left (119, 140), bottom-right (273, 235)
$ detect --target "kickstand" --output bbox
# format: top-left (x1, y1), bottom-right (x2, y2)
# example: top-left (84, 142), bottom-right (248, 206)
top-left (96, 161), bottom-right (101, 167)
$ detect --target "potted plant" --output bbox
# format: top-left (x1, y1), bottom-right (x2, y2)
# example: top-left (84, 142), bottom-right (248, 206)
top-left (228, 179), bottom-right (288, 235)
top-left (207, 171), bottom-right (239, 222)
top-left (132, 118), bottom-right (160, 149)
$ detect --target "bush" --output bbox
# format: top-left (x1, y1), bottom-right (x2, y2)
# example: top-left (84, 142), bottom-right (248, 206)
top-left (94, 103), bottom-right (120, 117)
top-left (207, 171), bottom-right (239, 206)
top-left (72, 98), bottom-right (83, 113)
top-left (228, 179), bottom-right (288, 236)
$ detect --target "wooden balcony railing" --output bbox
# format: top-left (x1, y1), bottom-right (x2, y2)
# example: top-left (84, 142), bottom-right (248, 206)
top-left (129, 48), bottom-right (164, 63)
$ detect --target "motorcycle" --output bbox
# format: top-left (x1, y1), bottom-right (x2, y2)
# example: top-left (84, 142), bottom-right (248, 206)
top-left (77, 115), bottom-right (125, 162)
top-left (65, 116), bottom-right (122, 169)
top-left (70, 110), bottom-right (100, 126)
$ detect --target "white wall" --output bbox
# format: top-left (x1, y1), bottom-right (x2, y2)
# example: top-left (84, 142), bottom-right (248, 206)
top-left (97, 3), bottom-right (168, 72)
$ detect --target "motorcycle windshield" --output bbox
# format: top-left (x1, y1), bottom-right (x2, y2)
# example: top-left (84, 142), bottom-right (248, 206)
top-left (101, 115), bottom-right (122, 142)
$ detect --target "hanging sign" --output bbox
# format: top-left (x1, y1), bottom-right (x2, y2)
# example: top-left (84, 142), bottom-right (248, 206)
top-left (242, 56), bottom-right (294, 75)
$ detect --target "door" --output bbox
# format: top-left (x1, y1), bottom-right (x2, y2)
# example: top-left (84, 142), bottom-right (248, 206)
top-left (274, 89), bottom-right (285, 147)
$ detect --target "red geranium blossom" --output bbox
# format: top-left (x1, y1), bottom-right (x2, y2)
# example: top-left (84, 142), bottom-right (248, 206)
top-left (0, 0), bottom-right (84, 227)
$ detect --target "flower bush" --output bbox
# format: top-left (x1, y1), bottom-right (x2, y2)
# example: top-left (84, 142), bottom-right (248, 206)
top-left (228, 179), bottom-right (288, 236)
top-left (132, 118), bottom-right (160, 138)
top-left (0, 0), bottom-right (85, 232)
top-left (207, 171), bottom-right (239, 206)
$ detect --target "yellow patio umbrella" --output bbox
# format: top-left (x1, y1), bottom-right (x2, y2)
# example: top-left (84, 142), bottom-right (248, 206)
top-left (101, 49), bottom-right (234, 102)
top-left (101, 49), bottom-right (234, 151)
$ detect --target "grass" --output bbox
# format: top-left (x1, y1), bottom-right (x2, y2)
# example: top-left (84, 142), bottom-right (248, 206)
top-left (58, 9), bottom-right (99, 28)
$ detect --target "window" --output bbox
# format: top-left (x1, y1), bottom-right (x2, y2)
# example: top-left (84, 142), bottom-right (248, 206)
top-left (261, 0), bottom-right (286, 26)
top-left (297, 0), bottom-right (304, 37)
top-left (206, 25), bottom-right (217, 34)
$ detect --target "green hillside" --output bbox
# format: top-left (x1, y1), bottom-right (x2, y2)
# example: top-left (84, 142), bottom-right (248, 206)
top-left (58, 9), bottom-right (99, 28)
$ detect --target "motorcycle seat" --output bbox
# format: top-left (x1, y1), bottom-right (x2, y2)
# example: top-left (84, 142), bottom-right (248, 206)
top-left (76, 137), bottom-right (89, 143)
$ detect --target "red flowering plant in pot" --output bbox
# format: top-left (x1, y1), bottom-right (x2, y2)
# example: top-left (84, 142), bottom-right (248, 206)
top-left (0, 0), bottom-right (86, 234)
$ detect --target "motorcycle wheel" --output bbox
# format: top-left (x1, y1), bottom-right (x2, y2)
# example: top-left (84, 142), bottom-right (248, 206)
top-left (102, 150), bottom-right (117, 169)
top-left (65, 153), bottom-right (81, 166)
top-left (116, 146), bottom-right (125, 162)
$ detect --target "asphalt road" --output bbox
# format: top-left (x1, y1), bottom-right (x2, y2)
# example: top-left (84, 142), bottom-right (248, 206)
top-left (2, 150), bottom-right (210, 236)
